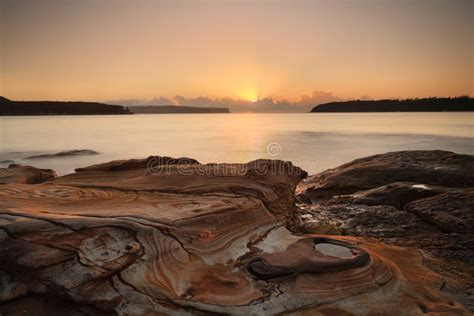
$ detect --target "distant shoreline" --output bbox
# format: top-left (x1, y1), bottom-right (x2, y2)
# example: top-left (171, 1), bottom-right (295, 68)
top-left (1, 111), bottom-right (471, 116)
top-left (128, 105), bottom-right (230, 114)
top-left (0, 96), bottom-right (131, 116)
top-left (310, 96), bottom-right (473, 113)
top-left (2, 96), bottom-right (473, 115)
top-left (0, 96), bottom-right (232, 115)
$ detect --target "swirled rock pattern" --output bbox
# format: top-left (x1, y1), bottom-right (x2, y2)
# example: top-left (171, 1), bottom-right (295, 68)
top-left (0, 156), bottom-right (470, 314)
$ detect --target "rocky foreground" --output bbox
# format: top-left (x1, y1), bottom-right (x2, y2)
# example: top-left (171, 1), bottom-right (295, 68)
top-left (0, 151), bottom-right (472, 315)
top-left (297, 150), bottom-right (474, 310)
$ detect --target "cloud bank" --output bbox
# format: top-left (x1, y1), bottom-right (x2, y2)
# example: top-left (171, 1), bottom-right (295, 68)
top-left (107, 91), bottom-right (343, 113)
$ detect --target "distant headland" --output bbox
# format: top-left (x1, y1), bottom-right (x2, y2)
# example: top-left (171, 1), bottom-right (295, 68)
top-left (0, 97), bottom-right (231, 115)
top-left (0, 97), bottom-right (131, 115)
top-left (129, 105), bottom-right (230, 114)
top-left (310, 96), bottom-right (474, 113)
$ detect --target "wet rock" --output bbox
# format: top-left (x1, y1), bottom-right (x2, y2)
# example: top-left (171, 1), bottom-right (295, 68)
top-left (296, 150), bottom-right (474, 311)
top-left (298, 215), bottom-right (343, 235)
top-left (297, 150), bottom-right (474, 203)
top-left (0, 156), bottom-right (468, 314)
top-left (299, 203), bottom-right (437, 238)
top-left (25, 149), bottom-right (99, 159)
top-left (0, 164), bottom-right (56, 184)
top-left (405, 189), bottom-right (474, 235)
top-left (327, 181), bottom-right (449, 209)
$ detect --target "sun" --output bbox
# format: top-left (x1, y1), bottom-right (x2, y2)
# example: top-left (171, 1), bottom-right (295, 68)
top-left (239, 87), bottom-right (258, 102)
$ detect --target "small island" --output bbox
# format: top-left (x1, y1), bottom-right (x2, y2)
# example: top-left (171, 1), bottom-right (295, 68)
top-left (310, 96), bottom-right (474, 112)
top-left (0, 97), bottom-right (132, 115)
top-left (129, 105), bottom-right (230, 114)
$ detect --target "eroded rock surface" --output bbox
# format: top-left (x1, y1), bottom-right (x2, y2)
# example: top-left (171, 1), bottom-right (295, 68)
top-left (297, 150), bottom-right (474, 310)
top-left (0, 156), bottom-right (470, 314)
top-left (297, 150), bottom-right (474, 203)
top-left (327, 181), bottom-right (450, 209)
top-left (0, 164), bottom-right (56, 184)
top-left (74, 155), bottom-right (200, 172)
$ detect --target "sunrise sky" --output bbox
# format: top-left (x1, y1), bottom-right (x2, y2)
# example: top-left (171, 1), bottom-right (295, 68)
top-left (1, 0), bottom-right (473, 110)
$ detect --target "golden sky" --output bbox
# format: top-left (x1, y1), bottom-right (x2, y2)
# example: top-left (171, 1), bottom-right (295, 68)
top-left (1, 0), bottom-right (473, 103)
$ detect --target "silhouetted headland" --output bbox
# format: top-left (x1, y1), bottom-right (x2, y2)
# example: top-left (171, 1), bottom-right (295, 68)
top-left (0, 97), bottom-right (131, 115)
top-left (311, 96), bottom-right (474, 112)
top-left (129, 105), bottom-right (230, 114)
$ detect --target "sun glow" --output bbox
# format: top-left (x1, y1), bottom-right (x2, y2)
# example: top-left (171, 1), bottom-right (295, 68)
top-left (239, 87), bottom-right (258, 102)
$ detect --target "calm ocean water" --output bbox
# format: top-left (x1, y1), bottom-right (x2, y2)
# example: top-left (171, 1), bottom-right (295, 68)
top-left (1, 113), bottom-right (473, 175)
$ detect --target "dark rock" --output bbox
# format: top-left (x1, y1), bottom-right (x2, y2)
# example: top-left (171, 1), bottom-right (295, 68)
top-left (25, 149), bottom-right (99, 159)
top-left (297, 150), bottom-right (474, 203)
top-left (405, 189), bottom-right (474, 234)
top-left (327, 181), bottom-right (450, 209)
top-left (0, 295), bottom-right (114, 316)
top-left (299, 203), bottom-right (438, 238)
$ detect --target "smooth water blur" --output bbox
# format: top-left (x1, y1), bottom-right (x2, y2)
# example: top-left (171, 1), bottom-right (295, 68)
top-left (1, 113), bottom-right (473, 175)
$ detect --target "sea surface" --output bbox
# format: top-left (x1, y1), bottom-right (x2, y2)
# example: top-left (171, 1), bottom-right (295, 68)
top-left (1, 113), bottom-right (473, 175)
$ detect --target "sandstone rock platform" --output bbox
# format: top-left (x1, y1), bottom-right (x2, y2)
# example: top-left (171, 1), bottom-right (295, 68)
top-left (0, 163), bottom-right (56, 184)
top-left (0, 155), bottom-right (470, 314)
